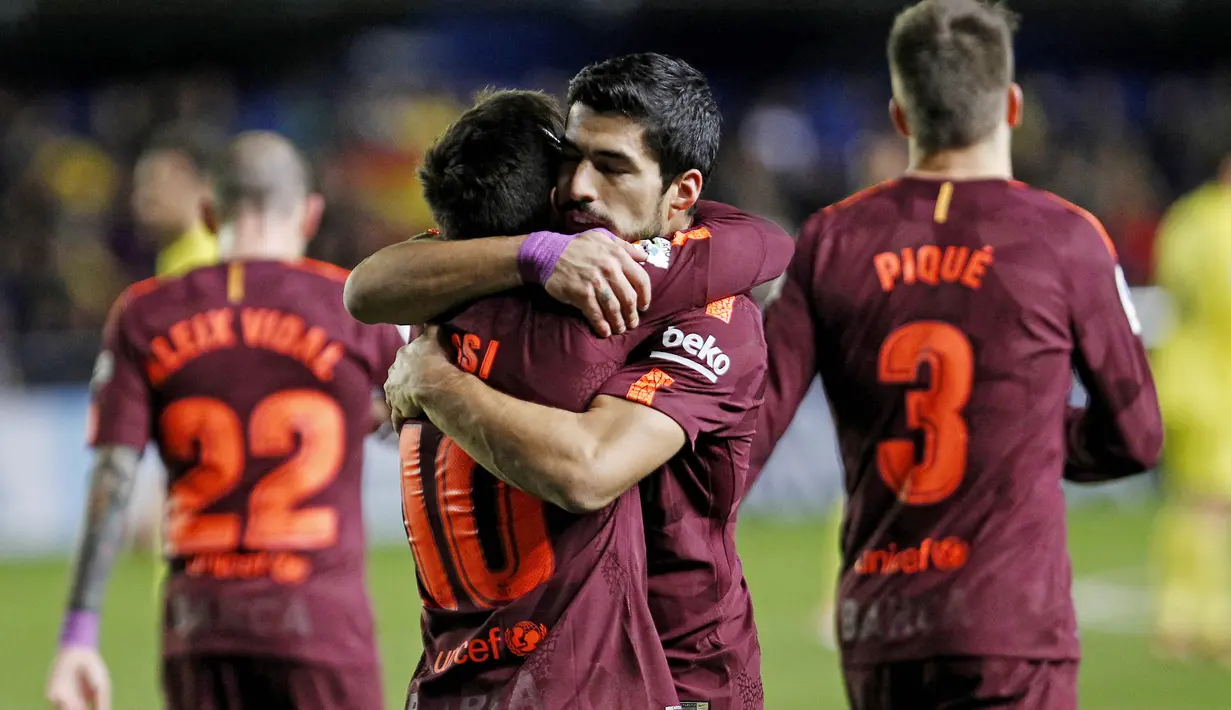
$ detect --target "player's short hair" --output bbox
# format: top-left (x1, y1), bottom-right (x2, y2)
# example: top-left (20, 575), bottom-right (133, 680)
top-left (139, 123), bottom-right (221, 179)
top-left (888, 0), bottom-right (1019, 153)
top-left (419, 89), bottom-right (564, 240)
top-left (210, 131), bottom-right (312, 222)
top-left (567, 52), bottom-right (722, 189)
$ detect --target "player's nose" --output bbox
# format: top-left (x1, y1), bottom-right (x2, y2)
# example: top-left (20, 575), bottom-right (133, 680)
top-left (565, 161), bottom-right (600, 204)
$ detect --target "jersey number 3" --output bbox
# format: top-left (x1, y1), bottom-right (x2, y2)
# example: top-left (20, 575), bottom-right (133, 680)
top-left (160, 390), bottom-right (344, 555)
top-left (876, 322), bottom-right (973, 505)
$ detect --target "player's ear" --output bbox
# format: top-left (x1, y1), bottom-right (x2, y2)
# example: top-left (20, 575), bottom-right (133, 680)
top-left (889, 98), bottom-right (911, 139)
top-left (667, 169), bottom-right (702, 214)
top-left (1006, 83), bottom-right (1024, 130)
top-left (200, 198), bottom-right (219, 235)
top-left (301, 193), bottom-right (325, 241)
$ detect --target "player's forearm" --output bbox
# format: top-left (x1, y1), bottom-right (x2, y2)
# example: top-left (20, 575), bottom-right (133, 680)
top-left (344, 236), bottom-right (525, 325)
top-left (749, 277), bottom-right (817, 480)
top-left (1063, 403), bottom-right (1162, 483)
top-left (415, 370), bottom-right (619, 514)
top-left (64, 446), bottom-right (141, 615)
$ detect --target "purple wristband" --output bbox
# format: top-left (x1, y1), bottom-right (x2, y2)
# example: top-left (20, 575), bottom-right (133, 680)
top-left (517, 231), bottom-right (577, 286)
top-left (59, 610), bottom-right (99, 649)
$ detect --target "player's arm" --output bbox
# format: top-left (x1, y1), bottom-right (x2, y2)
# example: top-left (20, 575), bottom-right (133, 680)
top-left (48, 294), bottom-right (152, 710)
top-left (748, 211), bottom-right (825, 484)
top-left (386, 328), bottom-right (684, 514)
top-left (1062, 216), bottom-right (1163, 482)
top-left (61, 445), bottom-right (142, 627)
top-left (343, 229), bottom-right (651, 337)
top-left (684, 200), bottom-right (795, 308)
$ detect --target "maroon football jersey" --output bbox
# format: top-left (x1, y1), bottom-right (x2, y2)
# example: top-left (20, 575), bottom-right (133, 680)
top-left (401, 205), bottom-right (789, 709)
top-left (754, 177), bottom-right (1161, 665)
top-left (598, 295), bottom-right (769, 710)
top-left (89, 259), bottom-right (404, 668)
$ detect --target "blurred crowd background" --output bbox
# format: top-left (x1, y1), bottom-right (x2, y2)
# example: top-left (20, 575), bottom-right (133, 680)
top-left (4, 2), bottom-right (1231, 707)
top-left (1, 0), bottom-right (1228, 384)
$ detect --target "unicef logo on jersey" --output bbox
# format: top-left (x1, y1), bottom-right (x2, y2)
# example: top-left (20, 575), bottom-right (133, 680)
top-left (652, 326), bottom-right (730, 382)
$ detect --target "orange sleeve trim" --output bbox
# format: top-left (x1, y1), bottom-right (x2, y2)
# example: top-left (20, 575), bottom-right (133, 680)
top-left (671, 225), bottom-right (713, 247)
top-left (625, 368), bottom-right (675, 406)
top-left (823, 179), bottom-right (901, 216)
top-left (705, 296), bottom-right (735, 323)
top-left (1039, 191), bottom-right (1117, 259)
top-left (292, 258), bottom-right (352, 284)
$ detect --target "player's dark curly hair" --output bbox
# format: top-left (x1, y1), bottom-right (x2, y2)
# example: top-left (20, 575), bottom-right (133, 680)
top-left (567, 52), bottom-right (722, 191)
top-left (889, 0), bottom-right (1019, 153)
top-left (419, 89), bottom-right (564, 240)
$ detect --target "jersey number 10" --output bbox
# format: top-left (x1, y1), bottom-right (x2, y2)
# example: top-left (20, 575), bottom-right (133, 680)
top-left (398, 333), bottom-right (556, 611)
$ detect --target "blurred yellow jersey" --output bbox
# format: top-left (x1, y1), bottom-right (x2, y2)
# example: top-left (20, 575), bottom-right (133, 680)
top-left (1153, 183), bottom-right (1231, 495)
top-left (156, 223), bottom-right (218, 277)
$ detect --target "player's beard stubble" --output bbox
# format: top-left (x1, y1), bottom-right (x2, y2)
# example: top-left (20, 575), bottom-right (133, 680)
top-left (556, 193), bottom-right (669, 242)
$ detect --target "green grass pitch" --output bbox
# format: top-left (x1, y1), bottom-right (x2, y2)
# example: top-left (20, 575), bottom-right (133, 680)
top-left (4, 504), bottom-right (1229, 708)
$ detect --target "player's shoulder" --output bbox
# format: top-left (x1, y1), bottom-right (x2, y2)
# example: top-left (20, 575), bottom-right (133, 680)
top-left (109, 263), bottom-right (225, 317)
top-left (1008, 181), bottom-right (1118, 259)
top-left (799, 179), bottom-right (904, 244)
top-left (672, 293), bottom-right (764, 345)
top-left (281, 258), bottom-right (352, 288)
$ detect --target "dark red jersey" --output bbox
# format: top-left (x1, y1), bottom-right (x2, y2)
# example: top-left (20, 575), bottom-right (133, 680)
top-left (598, 294), bottom-right (769, 710)
top-left (89, 259), bottom-right (404, 667)
top-left (401, 203), bottom-right (788, 709)
top-left (753, 178), bottom-right (1161, 665)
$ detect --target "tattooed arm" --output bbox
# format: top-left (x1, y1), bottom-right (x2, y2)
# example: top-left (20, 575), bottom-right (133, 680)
top-left (63, 445), bottom-right (143, 616)
top-left (47, 446), bottom-right (141, 710)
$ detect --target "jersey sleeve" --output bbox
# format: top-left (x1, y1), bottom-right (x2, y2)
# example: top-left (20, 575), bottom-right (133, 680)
top-left (1061, 212), bottom-right (1163, 481)
top-left (596, 295), bottom-right (766, 447)
top-left (641, 202), bottom-right (794, 319)
top-left (365, 323), bottom-right (407, 388)
top-left (749, 210), bottom-right (826, 482)
top-left (87, 296), bottom-right (152, 450)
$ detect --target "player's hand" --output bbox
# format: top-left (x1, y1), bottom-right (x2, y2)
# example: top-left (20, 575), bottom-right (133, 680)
top-left (544, 229), bottom-right (652, 338)
top-left (385, 326), bottom-right (451, 431)
top-left (46, 646), bottom-right (110, 710)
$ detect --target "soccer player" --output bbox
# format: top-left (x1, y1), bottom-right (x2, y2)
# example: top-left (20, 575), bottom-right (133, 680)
top-left (374, 54), bottom-right (776, 710)
top-left (749, 2), bottom-right (1163, 708)
top-left (133, 126), bottom-right (221, 278)
top-left (1151, 148), bottom-right (1231, 661)
top-left (45, 132), bottom-right (403, 710)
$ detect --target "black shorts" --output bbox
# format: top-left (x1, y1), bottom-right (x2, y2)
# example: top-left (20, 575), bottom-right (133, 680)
top-left (843, 656), bottom-right (1078, 710)
top-left (162, 654), bottom-right (383, 710)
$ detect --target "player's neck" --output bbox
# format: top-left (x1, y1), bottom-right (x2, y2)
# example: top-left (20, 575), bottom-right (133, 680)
top-left (218, 226), bottom-right (303, 263)
top-left (906, 141), bottom-right (1013, 182)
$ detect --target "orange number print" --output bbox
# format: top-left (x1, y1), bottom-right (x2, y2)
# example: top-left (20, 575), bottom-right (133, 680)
top-left (160, 390), bottom-right (346, 556)
top-left (398, 425), bottom-right (457, 609)
top-left (876, 322), bottom-right (973, 505)
top-left (245, 391), bottom-right (344, 550)
top-left (436, 437), bottom-right (554, 608)
top-left (161, 398), bottom-right (245, 555)
top-left (399, 429), bottom-right (556, 610)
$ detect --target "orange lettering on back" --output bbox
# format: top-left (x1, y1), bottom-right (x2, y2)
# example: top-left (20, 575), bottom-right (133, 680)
top-left (310, 343), bottom-right (344, 382)
top-left (873, 252), bottom-right (902, 292)
top-left (872, 245), bottom-right (992, 293)
top-left (940, 246), bottom-right (970, 283)
top-left (854, 536), bottom-right (969, 576)
top-left (916, 245), bottom-right (941, 286)
top-left (960, 247), bottom-right (994, 290)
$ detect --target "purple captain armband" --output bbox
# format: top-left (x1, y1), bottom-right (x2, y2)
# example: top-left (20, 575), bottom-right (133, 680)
top-left (517, 228), bottom-right (619, 285)
top-left (59, 610), bottom-right (100, 649)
